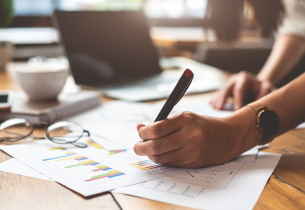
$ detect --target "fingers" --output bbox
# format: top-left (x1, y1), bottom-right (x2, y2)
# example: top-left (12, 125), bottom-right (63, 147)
top-left (233, 79), bottom-right (249, 110)
top-left (138, 113), bottom-right (184, 140)
top-left (163, 160), bottom-right (192, 168)
top-left (137, 123), bottom-right (145, 132)
top-left (148, 148), bottom-right (185, 164)
top-left (255, 81), bottom-right (272, 100)
top-left (211, 76), bottom-right (236, 110)
top-left (232, 72), bottom-right (256, 110)
top-left (134, 130), bottom-right (185, 156)
top-left (211, 71), bottom-right (265, 111)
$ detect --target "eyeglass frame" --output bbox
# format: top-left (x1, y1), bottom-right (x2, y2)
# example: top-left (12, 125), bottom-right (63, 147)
top-left (0, 119), bottom-right (90, 148)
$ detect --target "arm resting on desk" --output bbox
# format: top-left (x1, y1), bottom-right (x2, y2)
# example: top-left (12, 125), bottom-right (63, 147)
top-left (211, 34), bottom-right (305, 110)
top-left (134, 73), bottom-right (305, 168)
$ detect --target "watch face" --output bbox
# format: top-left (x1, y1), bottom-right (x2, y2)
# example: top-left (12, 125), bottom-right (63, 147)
top-left (258, 109), bottom-right (279, 136)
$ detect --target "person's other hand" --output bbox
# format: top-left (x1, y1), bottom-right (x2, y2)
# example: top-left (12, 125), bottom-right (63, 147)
top-left (134, 111), bottom-right (248, 168)
top-left (210, 71), bottom-right (273, 110)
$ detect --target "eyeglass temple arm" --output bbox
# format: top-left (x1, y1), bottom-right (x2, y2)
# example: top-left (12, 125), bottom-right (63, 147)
top-left (84, 130), bottom-right (90, 137)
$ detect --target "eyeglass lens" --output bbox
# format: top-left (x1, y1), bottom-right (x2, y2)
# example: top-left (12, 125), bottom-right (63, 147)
top-left (0, 119), bottom-right (34, 142)
top-left (46, 121), bottom-right (84, 144)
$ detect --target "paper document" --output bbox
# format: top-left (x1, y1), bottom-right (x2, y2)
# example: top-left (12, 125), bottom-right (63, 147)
top-left (68, 101), bottom-right (264, 163)
top-left (0, 158), bottom-right (53, 181)
top-left (234, 149), bottom-right (258, 162)
top-left (114, 152), bottom-right (281, 210)
top-left (67, 101), bottom-right (233, 151)
top-left (67, 102), bottom-right (153, 151)
top-left (296, 122), bottom-right (305, 129)
top-left (0, 140), bottom-right (175, 197)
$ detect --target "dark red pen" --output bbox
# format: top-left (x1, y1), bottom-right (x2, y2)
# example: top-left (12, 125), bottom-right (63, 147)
top-left (154, 69), bottom-right (194, 122)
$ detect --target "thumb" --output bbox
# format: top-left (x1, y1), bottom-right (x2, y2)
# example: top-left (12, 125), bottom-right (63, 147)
top-left (137, 123), bottom-right (146, 132)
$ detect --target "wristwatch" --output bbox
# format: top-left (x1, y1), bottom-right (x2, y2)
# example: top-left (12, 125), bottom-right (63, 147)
top-left (247, 102), bottom-right (280, 145)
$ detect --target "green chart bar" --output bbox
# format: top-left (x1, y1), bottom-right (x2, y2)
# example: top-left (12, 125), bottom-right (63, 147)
top-left (65, 160), bottom-right (99, 168)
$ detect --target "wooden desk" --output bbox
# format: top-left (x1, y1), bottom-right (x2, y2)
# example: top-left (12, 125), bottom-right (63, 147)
top-left (0, 63), bottom-right (305, 210)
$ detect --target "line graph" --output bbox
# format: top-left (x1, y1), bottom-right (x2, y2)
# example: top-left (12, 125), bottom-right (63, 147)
top-left (163, 161), bottom-right (245, 188)
top-left (186, 170), bottom-right (194, 177)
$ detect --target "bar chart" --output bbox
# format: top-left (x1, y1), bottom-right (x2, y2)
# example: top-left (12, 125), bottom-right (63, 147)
top-left (43, 150), bottom-right (77, 161)
top-left (86, 139), bottom-right (127, 156)
top-left (129, 159), bottom-right (163, 171)
top-left (86, 139), bottom-right (106, 150)
top-left (0, 140), bottom-right (174, 196)
top-left (108, 150), bottom-right (126, 155)
top-left (86, 169), bottom-right (125, 182)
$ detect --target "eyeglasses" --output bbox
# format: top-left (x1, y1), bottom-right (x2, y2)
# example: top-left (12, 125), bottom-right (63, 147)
top-left (0, 118), bottom-right (89, 148)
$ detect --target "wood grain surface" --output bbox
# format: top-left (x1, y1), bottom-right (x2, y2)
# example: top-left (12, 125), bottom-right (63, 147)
top-left (1, 63), bottom-right (305, 210)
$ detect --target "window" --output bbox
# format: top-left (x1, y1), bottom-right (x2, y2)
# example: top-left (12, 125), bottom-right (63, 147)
top-left (13, 0), bottom-right (207, 18)
top-left (13, 0), bottom-right (55, 16)
top-left (144, 0), bottom-right (207, 19)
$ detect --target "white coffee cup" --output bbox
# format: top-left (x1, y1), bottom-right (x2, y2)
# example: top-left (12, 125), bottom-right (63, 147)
top-left (16, 63), bottom-right (69, 101)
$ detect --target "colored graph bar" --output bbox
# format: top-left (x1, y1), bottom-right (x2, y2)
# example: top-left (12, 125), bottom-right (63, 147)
top-left (54, 155), bottom-right (88, 162)
top-left (75, 156), bottom-right (88, 161)
top-left (85, 170), bottom-right (125, 182)
top-left (108, 150), bottom-right (126, 155)
top-left (86, 139), bottom-right (105, 150)
top-left (48, 147), bottom-right (67, 151)
top-left (93, 165), bottom-right (112, 172)
top-left (129, 160), bottom-right (163, 171)
top-left (43, 151), bottom-right (77, 161)
top-left (65, 160), bottom-right (99, 168)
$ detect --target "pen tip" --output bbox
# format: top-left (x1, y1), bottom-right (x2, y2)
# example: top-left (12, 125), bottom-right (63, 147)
top-left (184, 69), bottom-right (193, 77)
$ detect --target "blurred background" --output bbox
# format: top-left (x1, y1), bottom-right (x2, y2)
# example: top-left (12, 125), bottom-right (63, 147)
top-left (1, 0), bottom-right (304, 88)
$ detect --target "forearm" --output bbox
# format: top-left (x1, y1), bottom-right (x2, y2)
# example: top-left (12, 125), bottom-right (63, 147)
top-left (227, 72), bottom-right (305, 151)
top-left (257, 35), bottom-right (305, 85)
top-left (257, 72), bottom-right (305, 133)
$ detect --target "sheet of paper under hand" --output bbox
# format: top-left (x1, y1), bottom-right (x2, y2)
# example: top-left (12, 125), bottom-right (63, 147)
top-left (0, 140), bottom-right (177, 197)
top-left (67, 101), bottom-right (234, 151)
top-left (234, 144), bottom-right (269, 162)
top-left (296, 122), bottom-right (305, 129)
top-left (114, 152), bottom-right (281, 210)
top-left (0, 158), bottom-right (53, 181)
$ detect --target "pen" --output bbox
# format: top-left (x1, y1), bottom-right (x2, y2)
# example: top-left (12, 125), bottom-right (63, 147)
top-left (154, 69), bottom-right (194, 122)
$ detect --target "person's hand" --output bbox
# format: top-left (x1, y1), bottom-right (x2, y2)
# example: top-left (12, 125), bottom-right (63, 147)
top-left (210, 71), bottom-right (273, 110)
top-left (133, 111), bottom-right (256, 168)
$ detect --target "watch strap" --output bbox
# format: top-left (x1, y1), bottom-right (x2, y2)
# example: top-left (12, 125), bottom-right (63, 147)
top-left (247, 102), bottom-right (274, 145)
top-left (247, 102), bottom-right (265, 113)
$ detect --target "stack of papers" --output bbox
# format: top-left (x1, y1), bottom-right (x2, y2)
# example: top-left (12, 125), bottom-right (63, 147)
top-left (0, 101), bottom-right (281, 209)
top-left (0, 158), bottom-right (53, 181)
top-left (114, 152), bottom-right (281, 210)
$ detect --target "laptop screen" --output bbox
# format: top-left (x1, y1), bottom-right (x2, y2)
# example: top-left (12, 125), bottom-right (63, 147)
top-left (53, 10), bottom-right (162, 86)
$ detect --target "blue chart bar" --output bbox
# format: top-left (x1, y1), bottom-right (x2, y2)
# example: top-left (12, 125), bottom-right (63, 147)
top-left (43, 151), bottom-right (76, 161)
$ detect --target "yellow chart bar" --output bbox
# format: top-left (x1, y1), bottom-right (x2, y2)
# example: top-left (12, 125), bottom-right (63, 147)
top-left (86, 139), bottom-right (105, 150)
top-left (54, 155), bottom-right (83, 162)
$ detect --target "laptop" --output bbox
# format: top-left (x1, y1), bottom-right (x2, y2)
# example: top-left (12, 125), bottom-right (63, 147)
top-left (53, 10), bottom-right (222, 101)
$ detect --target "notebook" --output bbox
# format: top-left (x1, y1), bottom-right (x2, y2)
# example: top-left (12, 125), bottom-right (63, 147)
top-left (0, 91), bottom-right (101, 124)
